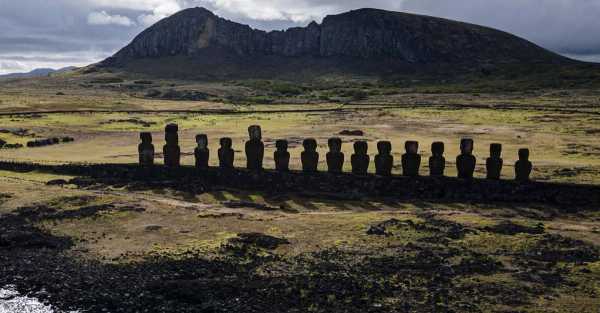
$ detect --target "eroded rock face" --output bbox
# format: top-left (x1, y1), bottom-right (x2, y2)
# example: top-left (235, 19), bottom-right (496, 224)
top-left (103, 7), bottom-right (565, 69)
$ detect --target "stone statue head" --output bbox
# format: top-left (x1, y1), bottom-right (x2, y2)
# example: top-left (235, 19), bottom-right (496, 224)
top-left (248, 125), bottom-right (262, 141)
top-left (354, 141), bottom-right (368, 154)
top-left (460, 138), bottom-right (474, 155)
top-left (140, 132), bottom-right (152, 143)
top-left (165, 123), bottom-right (178, 133)
top-left (431, 142), bottom-right (444, 156)
top-left (328, 137), bottom-right (342, 153)
top-left (164, 124), bottom-right (179, 143)
top-left (518, 148), bottom-right (530, 161)
top-left (377, 141), bottom-right (392, 155)
top-left (490, 143), bottom-right (502, 158)
top-left (303, 138), bottom-right (317, 151)
top-left (220, 137), bottom-right (232, 149)
top-left (405, 141), bottom-right (419, 154)
top-left (276, 140), bottom-right (288, 151)
top-left (196, 134), bottom-right (208, 149)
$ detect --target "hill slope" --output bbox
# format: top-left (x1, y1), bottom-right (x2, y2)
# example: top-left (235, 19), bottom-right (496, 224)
top-left (100, 7), bottom-right (571, 79)
top-left (0, 67), bottom-right (77, 80)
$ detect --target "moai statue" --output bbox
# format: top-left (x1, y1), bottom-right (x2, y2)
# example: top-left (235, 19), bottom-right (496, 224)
top-left (456, 138), bottom-right (476, 179)
top-left (274, 140), bottom-right (290, 172)
top-left (402, 141), bottom-right (421, 177)
top-left (429, 142), bottom-right (445, 176)
top-left (486, 143), bottom-right (503, 180)
top-left (138, 132), bottom-right (155, 167)
top-left (326, 137), bottom-right (344, 174)
top-left (245, 125), bottom-right (264, 171)
top-left (163, 124), bottom-right (180, 167)
top-left (301, 138), bottom-right (319, 173)
top-left (515, 148), bottom-right (533, 182)
top-left (351, 141), bottom-right (370, 175)
top-left (194, 134), bottom-right (210, 170)
top-left (218, 137), bottom-right (235, 169)
top-left (375, 141), bottom-right (393, 176)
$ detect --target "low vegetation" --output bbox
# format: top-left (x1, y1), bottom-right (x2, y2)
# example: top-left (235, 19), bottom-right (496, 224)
top-left (0, 72), bottom-right (599, 312)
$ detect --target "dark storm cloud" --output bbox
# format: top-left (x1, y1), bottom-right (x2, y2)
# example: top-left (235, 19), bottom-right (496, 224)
top-left (399, 0), bottom-right (600, 58)
top-left (0, 0), bottom-right (599, 74)
top-left (0, 0), bottom-right (141, 73)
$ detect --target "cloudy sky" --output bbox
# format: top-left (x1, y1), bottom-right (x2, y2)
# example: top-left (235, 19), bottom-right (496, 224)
top-left (1, 0), bottom-right (599, 74)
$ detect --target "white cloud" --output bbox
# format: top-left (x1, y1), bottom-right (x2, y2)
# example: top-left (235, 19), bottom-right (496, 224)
top-left (83, 0), bottom-right (184, 26)
top-left (0, 52), bottom-right (111, 75)
top-left (87, 11), bottom-right (136, 26)
top-left (563, 54), bottom-right (600, 63)
top-left (202, 0), bottom-right (340, 22)
top-left (136, 2), bottom-right (183, 26)
top-left (85, 0), bottom-right (179, 11)
top-left (0, 60), bottom-right (27, 74)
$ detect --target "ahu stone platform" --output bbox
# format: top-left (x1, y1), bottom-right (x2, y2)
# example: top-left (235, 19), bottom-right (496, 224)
top-left (0, 161), bottom-right (598, 209)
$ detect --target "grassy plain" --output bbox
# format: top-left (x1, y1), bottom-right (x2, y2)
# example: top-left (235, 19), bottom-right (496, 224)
top-left (1, 74), bottom-right (599, 182)
top-left (1, 74), bottom-right (600, 312)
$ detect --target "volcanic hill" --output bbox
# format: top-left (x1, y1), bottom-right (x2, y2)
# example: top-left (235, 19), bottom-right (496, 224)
top-left (100, 7), bottom-right (571, 79)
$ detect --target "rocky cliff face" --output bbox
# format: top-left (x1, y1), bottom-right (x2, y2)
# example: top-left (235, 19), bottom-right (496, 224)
top-left (102, 7), bottom-right (568, 76)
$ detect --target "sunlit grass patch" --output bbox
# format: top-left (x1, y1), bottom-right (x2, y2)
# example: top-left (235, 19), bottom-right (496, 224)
top-left (0, 169), bottom-right (75, 183)
top-left (458, 232), bottom-right (542, 255)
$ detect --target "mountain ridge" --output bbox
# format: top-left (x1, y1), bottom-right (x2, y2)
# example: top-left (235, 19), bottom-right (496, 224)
top-left (100, 7), bottom-right (572, 79)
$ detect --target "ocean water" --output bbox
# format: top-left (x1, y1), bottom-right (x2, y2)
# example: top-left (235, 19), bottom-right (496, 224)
top-left (0, 286), bottom-right (78, 313)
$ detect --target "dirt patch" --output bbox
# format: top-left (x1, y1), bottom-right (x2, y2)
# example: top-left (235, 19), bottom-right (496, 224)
top-left (562, 143), bottom-right (600, 157)
top-left (527, 114), bottom-right (564, 123)
top-left (0, 193), bottom-right (11, 204)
